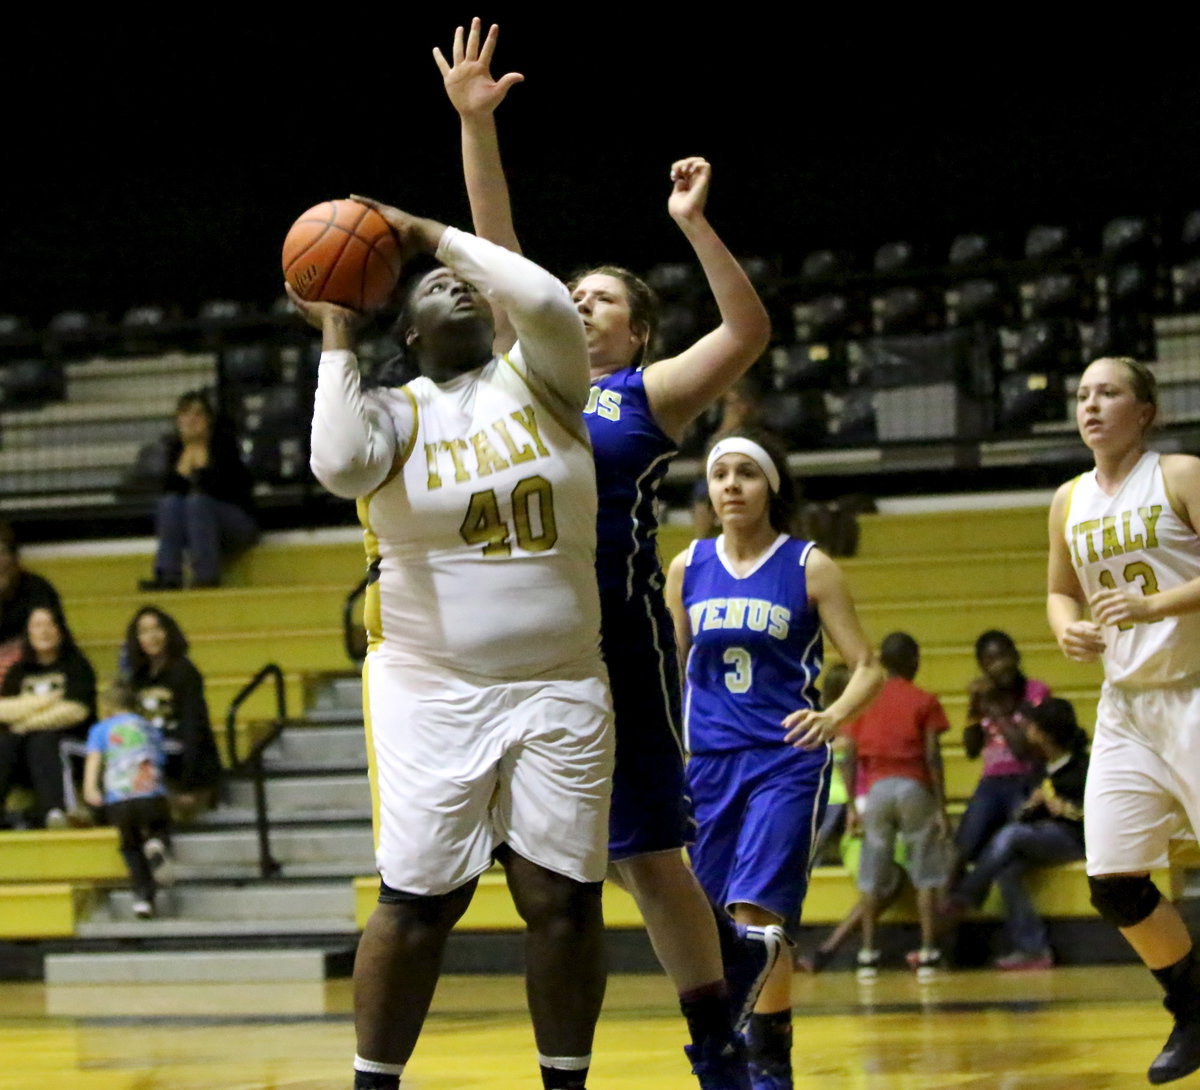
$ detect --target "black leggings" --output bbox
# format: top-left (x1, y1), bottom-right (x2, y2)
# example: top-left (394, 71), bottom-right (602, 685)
top-left (107, 796), bottom-right (172, 901)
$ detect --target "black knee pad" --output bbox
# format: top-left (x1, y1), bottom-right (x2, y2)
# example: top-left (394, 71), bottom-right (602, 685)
top-left (1089, 874), bottom-right (1162, 929)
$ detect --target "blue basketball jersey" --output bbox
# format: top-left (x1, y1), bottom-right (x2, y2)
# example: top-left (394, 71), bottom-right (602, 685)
top-left (585, 367), bottom-right (677, 598)
top-left (682, 534), bottom-right (824, 753)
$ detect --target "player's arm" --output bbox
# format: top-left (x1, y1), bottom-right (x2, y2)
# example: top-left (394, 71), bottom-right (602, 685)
top-left (296, 297), bottom-right (401, 499)
top-left (642, 158), bottom-right (772, 443)
top-left (664, 550), bottom-right (693, 679)
top-left (1046, 480), bottom-right (1106, 662)
top-left (435, 19), bottom-right (524, 354)
top-left (298, 207), bottom-right (453, 498)
top-left (436, 227), bottom-right (590, 409)
top-left (1091, 454), bottom-right (1200, 625)
top-left (783, 549), bottom-right (884, 749)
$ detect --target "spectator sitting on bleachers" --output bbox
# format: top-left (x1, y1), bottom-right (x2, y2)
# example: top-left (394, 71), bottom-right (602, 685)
top-left (122, 606), bottom-right (221, 820)
top-left (942, 696), bottom-right (1089, 971)
top-left (0, 522), bottom-right (64, 691)
top-left (951, 630), bottom-right (1049, 885)
top-left (842, 631), bottom-right (951, 978)
top-left (0, 605), bottom-right (96, 828)
top-left (138, 390), bottom-right (258, 590)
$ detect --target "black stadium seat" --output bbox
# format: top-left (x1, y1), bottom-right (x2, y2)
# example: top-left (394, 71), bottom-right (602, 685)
top-left (948, 233), bottom-right (992, 272)
top-left (873, 240), bottom-right (916, 276)
top-left (871, 286), bottom-right (933, 335)
top-left (946, 279), bottom-right (1007, 327)
top-left (1025, 225), bottom-right (1071, 262)
top-left (1014, 318), bottom-right (1082, 372)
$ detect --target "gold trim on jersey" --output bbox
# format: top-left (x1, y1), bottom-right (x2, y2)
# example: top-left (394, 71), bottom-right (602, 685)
top-left (356, 498), bottom-right (384, 653)
top-left (1160, 457), bottom-right (1195, 533)
top-left (1063, 474), bottom-right (1081, 534)
top-left (501, 353), bottom-right (591, 449)
top-left (361, 658), bottom-right (381, 849)
top-left (354, 386), bottom-right (420, 655)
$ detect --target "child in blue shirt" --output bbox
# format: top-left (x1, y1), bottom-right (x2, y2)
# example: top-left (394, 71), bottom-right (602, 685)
top-left (83, 680), bottom-right (173, 918)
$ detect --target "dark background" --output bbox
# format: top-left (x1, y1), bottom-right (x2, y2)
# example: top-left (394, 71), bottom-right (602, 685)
top-left (4, 15), bottom-right (1199, 321)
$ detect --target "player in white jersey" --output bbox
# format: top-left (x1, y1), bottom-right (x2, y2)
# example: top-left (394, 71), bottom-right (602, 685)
top-left (1048, 356), bottom-right (1200, 1085)
top-left (293, 200), bottom-right (613, 1090)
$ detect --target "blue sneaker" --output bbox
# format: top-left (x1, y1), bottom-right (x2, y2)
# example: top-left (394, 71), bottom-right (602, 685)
top-left (684, 1036), bottom-right (752, 1090)
top-left (726, 924), bottom-right (786, 1033)
top-left (749, 1061), bottom-right (793, 1090)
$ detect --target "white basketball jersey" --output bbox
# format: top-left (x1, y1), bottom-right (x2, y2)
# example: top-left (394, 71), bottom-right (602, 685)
top-left (1065, 451), bottom-right (1200, 685)
top-left (359, 354), bottom-right (602, 680)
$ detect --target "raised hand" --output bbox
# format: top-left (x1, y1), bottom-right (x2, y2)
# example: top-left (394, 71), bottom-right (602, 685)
top-left (434, 18), bottom-right (524, 118)
top-left (667, 156), bottom-right (712, 226)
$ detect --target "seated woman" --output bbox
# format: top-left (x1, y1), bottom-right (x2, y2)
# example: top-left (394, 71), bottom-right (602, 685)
top-left (952, 629), bottom-right (1049, 883)
top-left (123, 606), bottom-right (222, 818)
top-left (140, 390), bottom-right (258, 590)
top-left (0, 606), bottom-right (96, 827)
top-left (943, 697), bottom-right (1089, 970)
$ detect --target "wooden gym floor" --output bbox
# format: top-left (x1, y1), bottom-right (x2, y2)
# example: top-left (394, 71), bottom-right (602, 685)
top-left (1, 965), bottom-right (1193, 1089)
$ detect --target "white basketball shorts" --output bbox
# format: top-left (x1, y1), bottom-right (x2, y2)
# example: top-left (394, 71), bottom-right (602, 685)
top-left (364, 653), bottom-right (614, 895)
top-left (1085, 680), bottom-right (1200, 875)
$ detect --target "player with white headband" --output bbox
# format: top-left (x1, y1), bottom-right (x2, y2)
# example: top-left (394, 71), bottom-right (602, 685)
top-left (667, 431), bottom-right (884, 1090)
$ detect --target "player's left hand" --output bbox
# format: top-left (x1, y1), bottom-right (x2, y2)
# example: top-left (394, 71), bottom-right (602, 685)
top-left (782, 707), bottom-right (837, 749)
top-left (1089, 587), bottom-right (1157, 626)
top-left (667, 157), bottom-right (711, 225)
top-left (435, 18), bottom-right (524, 118)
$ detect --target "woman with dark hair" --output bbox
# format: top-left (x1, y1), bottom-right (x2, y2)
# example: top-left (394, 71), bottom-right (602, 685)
top-left (438, 24), bottom-right (775, 1090)
top-left (943, 696), bottom-right (1089, 971)
top-left (0, 605), bottom-right (96, 827)
top-left (666, 432), bottom-right (883, 1089)
top-left (123, 606), bottom-right (221, 813)
top-left (952, 629), bottom-right (1050, 881)
top-left (140, 390), bottom-right (258, 590)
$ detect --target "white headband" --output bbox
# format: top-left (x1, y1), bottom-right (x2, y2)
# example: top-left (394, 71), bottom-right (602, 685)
top-left (706, 438), bottom-right (781, 494)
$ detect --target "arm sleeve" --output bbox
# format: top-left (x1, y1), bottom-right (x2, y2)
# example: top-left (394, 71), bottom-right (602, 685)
top-left (309, 350), bottom-right (410, 498)
top-left (437, 228), bottom-right (590, 410)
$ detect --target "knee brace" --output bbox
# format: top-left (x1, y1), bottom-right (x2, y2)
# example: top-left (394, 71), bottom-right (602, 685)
top-left (1088, 874), bottom-right (1162, 929)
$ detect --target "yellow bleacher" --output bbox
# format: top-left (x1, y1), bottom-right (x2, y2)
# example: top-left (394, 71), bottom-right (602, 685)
top-left (3, 503), bottom-right (1123, 940)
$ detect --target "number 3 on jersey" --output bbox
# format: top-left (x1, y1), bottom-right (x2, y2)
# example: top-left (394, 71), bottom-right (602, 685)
top-left (1098, 560), bottom-right (1163, 631)
top-left (723, 647), bottom-right (752, 693)
top-left (460, 475), bottom-right (558, 556)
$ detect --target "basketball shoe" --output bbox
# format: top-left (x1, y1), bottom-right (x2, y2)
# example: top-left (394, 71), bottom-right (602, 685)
top-left (684, 1035), bottom-right (752, 1090)
top-left (1149, 995), bottom-right (1200, 1084)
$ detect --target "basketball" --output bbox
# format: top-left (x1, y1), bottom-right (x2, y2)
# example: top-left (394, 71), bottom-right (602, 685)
top-left (281, 199), bottom-right (403, 312)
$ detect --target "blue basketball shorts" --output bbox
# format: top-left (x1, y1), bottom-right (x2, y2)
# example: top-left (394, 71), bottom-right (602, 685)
top-left (601, 590), bottom-right (691, 862)
top-left (687, 743), bottom-right (832, 935)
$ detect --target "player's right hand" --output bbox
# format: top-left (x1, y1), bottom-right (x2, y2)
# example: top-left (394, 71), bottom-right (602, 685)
top-left (434, 18), bottom-right (524, 118)
top-left (1057, 620), bottom-right (1105, 663)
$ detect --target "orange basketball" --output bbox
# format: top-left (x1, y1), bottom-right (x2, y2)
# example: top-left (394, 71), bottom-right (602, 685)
top-left (281, 199), bottom-right (403, 312)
